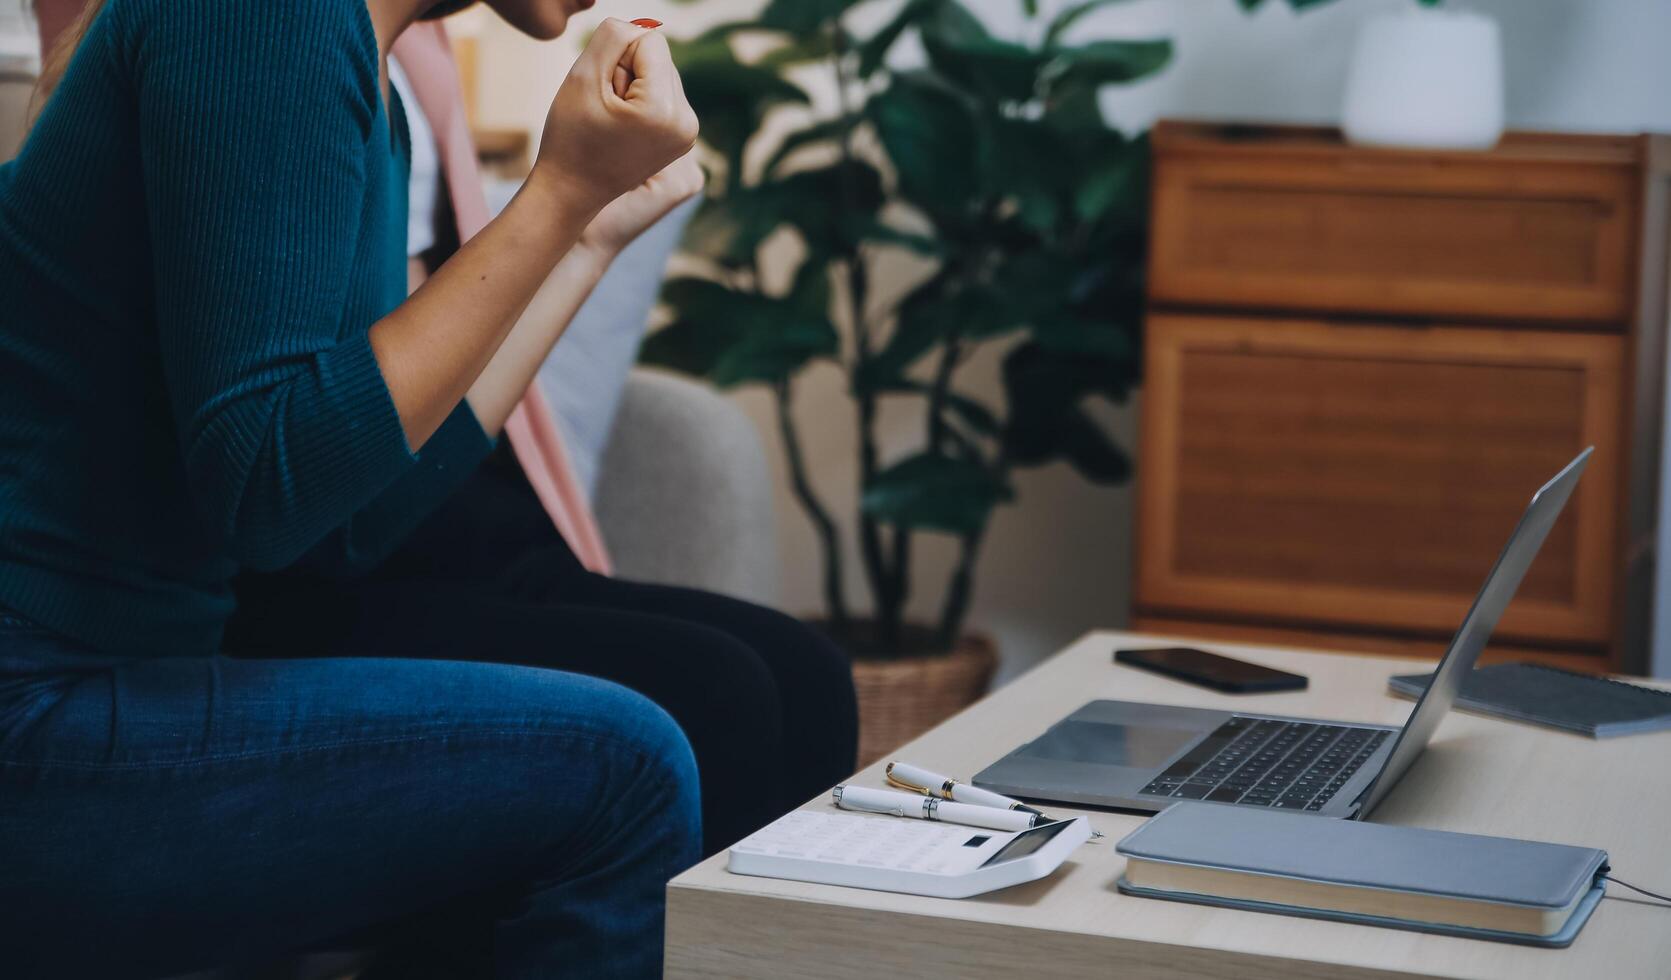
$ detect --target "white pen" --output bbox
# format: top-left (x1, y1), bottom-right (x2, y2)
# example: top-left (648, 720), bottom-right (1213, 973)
top-left (886, 761), bottom-right (1047, 818)
top-left (832, 785), bottom-right (1038, 833)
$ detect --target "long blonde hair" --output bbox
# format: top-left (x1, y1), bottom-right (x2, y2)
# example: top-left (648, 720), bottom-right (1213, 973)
top-left (32, 0), bottom-right (108, 112)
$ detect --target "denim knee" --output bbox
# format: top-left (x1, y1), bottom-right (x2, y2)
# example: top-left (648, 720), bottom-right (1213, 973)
top-left (589, 680), bottom-right (702, 856)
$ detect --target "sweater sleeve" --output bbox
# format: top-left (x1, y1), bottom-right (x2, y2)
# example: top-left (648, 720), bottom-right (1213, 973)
top-left (292, 401), bottom-right (494, 578)
top-left (133, 0), bottom-right (419, 571)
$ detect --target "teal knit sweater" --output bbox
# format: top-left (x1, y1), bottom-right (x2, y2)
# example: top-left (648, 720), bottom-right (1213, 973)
top-left (0, 0), bottom-right (492, 657)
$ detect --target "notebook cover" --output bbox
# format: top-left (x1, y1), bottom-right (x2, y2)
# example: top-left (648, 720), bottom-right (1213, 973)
top-left (1389, 662), bottom-right (1671, 738)
top-left (1115, 876), bottom-right (1605, 948)
top-left (1115, 803), bottom-right (1608, 943)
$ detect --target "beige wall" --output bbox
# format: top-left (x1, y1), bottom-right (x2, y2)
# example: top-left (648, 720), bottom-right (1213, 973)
top-left (468, 0), bottom-right (1671, 681)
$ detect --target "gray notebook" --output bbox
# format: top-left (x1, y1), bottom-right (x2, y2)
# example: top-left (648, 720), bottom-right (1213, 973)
top-left (1116, 802), bottom-right (1608, 946)
top-left (1389, 662), bottom-right (1671, 738)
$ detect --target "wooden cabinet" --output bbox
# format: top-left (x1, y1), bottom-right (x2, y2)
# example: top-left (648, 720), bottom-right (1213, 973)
top-left (1148, 129), bottom-right (1643, 323)
top-left (1134, 123), bottom-right (1671, 672)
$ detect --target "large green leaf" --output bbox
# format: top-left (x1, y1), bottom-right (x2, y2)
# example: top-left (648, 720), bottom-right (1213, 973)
top-left (1001, 340), bottom-right (1135, 481)
top-left (990, 117), bottom-right (1074, 233)
top-left (1069, 129), bottom-right (1145, 226)
top-left (863, 246), bottom-right (1089, 393)
top-left (1030, 316), bottom-right (1137, 359)
top-left (915, 2), bottom-right (1041, 105)
top-left (1042, 81), bottom-right (1105, 131)
top-left (1046, 38), bottom-right (1174, 93)
top-left (775, 159), bottom-right (887, 251)
top-left (1045, 0), bottom-right (1139, 45)
top-left (861, 452), bottom-right (1013, 533)
top-left (645, 277), bottom-right (839, 387)
top-left (758, 0), bottom-right (858, 33)
top-left (1241, 0), bottom-right (1346, 9)
top-left (709, 319), bottom-right (840, 387)
top-left (759, 31), bottom-right (839, 68)
top-left (787, 252), bottom-right (832, 318)
top-left (763, 117), bottom-right (851, 177)
top-left (640, 279), bottom-right (750, 377)
top-left (857, 0), bottom-right (937, 77)
top-left (920, 0), bottom-right (990, 43)
top-left (867, 73), bottom-right (984, 217)
top-left (1003, 338), bottom-right (1133, 407)
top-left (856, 219), bottom-right (941, 257)
top-left (989, 248), bottom-right (1082, 311)
top-left (922, 31), bottom-right (1047, 103)
top-left (680, 192), bottom-right (775, 267)
top-left (860, 274), bottom-right (958, 388)
top-left (680, 159), bottom-right (885, 266)
top-left (865, 271), bottom-right (1042, 390)
top-left (674, 34), bottom-right (811, 181)
top-left (1053, 408), bottom-right (1132, 481)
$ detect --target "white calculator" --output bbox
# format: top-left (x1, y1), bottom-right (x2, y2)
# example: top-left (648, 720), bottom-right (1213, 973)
top-left (727, 809), bottom-right (1091, 898)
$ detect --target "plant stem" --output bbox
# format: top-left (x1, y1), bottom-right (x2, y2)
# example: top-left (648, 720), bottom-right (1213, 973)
top-left (827, 20), bottom-right (904, 649)
top-left (889, 525), bottom-right (911, 634)
top-left (926, 337), bottom-right (964, 454)
top-left (937, 452), bottom-right (1008, 650)
top-left (936, 525), bottom-right (986, 651)
top-left (775, 379), bottom-right (849, 632)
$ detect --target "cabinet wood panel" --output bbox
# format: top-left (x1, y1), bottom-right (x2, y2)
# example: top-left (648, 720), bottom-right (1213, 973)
top-left (1149, 123), bottom-right (1639, 323)
top-left (1136, 315), bottom-right (1622, 647)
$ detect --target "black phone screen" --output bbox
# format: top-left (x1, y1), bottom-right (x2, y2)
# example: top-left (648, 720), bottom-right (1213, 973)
top-left (1114, 647), bottom-right (1308, 693)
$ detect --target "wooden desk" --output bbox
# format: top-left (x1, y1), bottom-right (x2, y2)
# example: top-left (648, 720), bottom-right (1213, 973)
top-left (665, 631), bottom-right (1671, 979)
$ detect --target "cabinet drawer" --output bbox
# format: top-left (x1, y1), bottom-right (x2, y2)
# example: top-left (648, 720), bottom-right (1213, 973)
top-left (1135, 314), bottom-right (1622, 645)
top-left (1148, 142), bottom-right (1639, 323)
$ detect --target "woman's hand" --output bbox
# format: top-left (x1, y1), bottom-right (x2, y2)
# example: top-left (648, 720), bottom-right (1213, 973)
top-left (535, 19), bottom-right (699, 217)
top-left (577, 150), bottom-right (706, 259)
top-left (370, 20), bottom-right (698, 451)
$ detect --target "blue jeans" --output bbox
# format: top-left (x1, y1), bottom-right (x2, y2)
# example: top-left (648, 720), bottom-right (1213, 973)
top-left (0, 610), bottom-right (701, 979)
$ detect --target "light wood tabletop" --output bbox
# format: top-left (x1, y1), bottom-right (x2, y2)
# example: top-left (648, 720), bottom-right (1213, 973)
top-left (665, 630), bottom-right (1671, 980)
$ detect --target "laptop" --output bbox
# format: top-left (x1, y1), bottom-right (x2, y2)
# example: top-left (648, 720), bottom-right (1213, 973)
top-left (973, 448), bottom-right (1593, 821)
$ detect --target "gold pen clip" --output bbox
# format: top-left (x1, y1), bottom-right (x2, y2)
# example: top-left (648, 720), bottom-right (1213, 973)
top-left (884, 762), bottom-right (955, 799)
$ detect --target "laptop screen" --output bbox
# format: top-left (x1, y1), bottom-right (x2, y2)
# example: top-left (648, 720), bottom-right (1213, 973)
top-left (1353, 448), bottom-right (1592, 819)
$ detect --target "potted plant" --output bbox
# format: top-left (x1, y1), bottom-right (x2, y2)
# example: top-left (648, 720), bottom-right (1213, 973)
top-left (639, 0), bottom-right (1169, 762)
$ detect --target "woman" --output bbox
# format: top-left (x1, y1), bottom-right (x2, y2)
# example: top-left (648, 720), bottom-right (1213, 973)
top-left (221, 16), bottom-right (861, 862)
top-left (0, 0), bottom-right (734, 975)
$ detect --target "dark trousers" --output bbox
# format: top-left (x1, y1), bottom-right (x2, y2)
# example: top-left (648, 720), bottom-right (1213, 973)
top-left (225, 449), bottom-right (859, 857)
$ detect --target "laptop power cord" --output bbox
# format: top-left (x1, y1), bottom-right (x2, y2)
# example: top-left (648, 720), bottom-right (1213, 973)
top-left (1604, 874), bottom-right (1671, 907)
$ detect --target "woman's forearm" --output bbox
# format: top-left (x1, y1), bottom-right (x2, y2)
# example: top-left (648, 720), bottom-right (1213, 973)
top-left (464, 241), bottom-right (613, 437)
top-left (368, 168), bottom-right (600, 450)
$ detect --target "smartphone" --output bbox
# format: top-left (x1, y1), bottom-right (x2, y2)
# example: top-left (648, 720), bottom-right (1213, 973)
top-left (1114, 647), bottom-right (1307, 694)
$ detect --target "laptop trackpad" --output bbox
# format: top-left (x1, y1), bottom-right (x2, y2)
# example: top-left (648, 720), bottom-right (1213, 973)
top-left (1017, 719), bottom-right (1199, 768)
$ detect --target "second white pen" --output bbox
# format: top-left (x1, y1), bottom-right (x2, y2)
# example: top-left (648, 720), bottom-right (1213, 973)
top-left (832, 785), bottom-right (1038, 833)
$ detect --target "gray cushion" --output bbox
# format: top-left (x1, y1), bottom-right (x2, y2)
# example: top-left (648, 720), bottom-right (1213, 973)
top-left (593, 370), bottom-right (779, 607)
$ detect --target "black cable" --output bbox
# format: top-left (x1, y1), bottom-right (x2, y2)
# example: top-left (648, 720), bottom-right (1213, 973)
top-left (1605, 874), bottom-right (1671, 906)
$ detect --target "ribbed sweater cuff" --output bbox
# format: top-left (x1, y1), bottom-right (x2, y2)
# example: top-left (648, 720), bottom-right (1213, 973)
top-left (317, 400), bottom-right (494, 573)
top-left (314, 326), bottom-right (419, 478)
top-left (325, 324), bottom-right (417, 454)
top-left (419, 401), bottom-right (496, 472)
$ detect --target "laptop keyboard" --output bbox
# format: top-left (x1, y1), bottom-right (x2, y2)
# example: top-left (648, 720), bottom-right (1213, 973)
top-left (1140, 717), bottom-right (1391, 812)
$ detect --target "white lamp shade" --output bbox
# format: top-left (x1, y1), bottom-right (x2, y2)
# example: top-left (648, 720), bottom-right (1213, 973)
top-left (1342, 9), bottom-right (1504, 151)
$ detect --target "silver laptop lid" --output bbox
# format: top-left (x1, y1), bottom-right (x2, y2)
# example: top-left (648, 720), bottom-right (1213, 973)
top-left (1354, 447), bottom-right (1592, 819)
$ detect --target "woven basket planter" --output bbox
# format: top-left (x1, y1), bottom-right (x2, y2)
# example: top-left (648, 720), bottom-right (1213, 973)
top-left (851, 633), bottom-right (998, 768)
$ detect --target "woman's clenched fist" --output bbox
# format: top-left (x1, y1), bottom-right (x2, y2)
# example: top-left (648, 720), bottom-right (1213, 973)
top-left (536, 19), bottom-right (700, 215)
